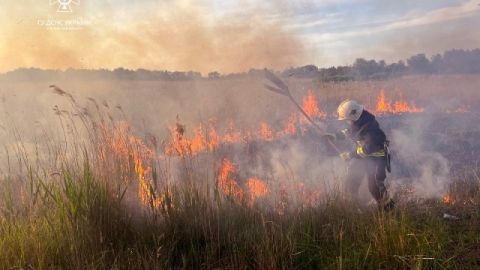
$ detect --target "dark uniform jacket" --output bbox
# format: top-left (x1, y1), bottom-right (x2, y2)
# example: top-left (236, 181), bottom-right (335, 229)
top-left (336, 110), bottom-right (387, 158)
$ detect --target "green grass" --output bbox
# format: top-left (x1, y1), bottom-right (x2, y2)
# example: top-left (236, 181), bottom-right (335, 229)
top-left (0, 158), bottom-right (479, 269)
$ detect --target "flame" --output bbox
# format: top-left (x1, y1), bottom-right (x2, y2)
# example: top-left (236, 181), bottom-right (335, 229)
top-left (134, 157), bottom-right (161, 208)
top-left (128, 129), bottom-right (162, 208)
top-left (442, 195), bottom-right (454, 205)
top-left (258, 122), bottom-right (274, 141)
top-left (165, 120), bottom-right (220, 156)
top-left (101, 86), bottom-right (477, 213)
top-left (375, 90), bottom-right (424, 114)
top-left (283, 115), bottom-right (298, 136)
top-left (97, 121), bottom-right (163, 209)
top-left (217, 160), bottom-right (271, 204)
top-left (246, 177), bottom-right (269, 199)
top-left (207, 121), bottom-right (220, 150)
top-left (190, 125), bottom-right (207, 154)
top-left (392, 93), bottom-right (424, 113)
top-left (223, 120), bottom-right (242, 144)
top-left (162, 88), bottom-right (429, 164)
top-left (302, 90), bottom-right (326, 119)
top-left (375, 89), bottom-right (392, 113)
top-left (217, 159), bottom-right (244, 200)
top-left (165, 123), bottom-right (191, 157)
top-left (162, 91), bottom-right (329, 158)
top-left (441, 194), bottom-right (473, 206)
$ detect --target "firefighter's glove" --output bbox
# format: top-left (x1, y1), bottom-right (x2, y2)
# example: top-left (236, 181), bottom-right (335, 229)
top-left (322, 133), bottom-right (336, 141)
top-left (339, 152), bottom-right (351, 161)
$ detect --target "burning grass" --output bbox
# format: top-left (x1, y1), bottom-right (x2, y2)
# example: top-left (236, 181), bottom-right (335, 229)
top-left (0, 86), bottom-right (480, 269)
top-left (375, 89), bottom-right (424, 114)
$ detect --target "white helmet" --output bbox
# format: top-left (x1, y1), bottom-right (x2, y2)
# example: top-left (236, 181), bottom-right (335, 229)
top-left (337, 100), bottom-right (364, 121)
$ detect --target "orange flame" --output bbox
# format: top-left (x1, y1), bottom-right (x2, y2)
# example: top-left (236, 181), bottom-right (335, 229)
top-left (217, 159), bottom-right (244, 200)
top-left (165, 123), bottom-right (191, 157)
top-left (442, 195), bottom-right (454, 205)
top-left (99, 121), bottom-right (162, 209)
top-left (375, 90), bottom-right (424, 114)
top-left (207, 121), bottom-right (220, 150)
top-left (165, 120), bottom-right (222, 156)
top-left (283, 115), bottom-right (298, 136)
top-left (258, 122), bottom-right (274, 141)
top-left (134, 157), bottom-right (162, 208)
top-left (163, 90), bottom-right (330, 157)
top-left (223, 120), bottom-right (242, 144)
top-left (375, 89), bottom-right (392, 113)
top-left (302, 90), bottom-right (326, 119)
top-left (190, 126), bottom-right (207, 154)
top-left (246, 177), bottom-right (269, 199)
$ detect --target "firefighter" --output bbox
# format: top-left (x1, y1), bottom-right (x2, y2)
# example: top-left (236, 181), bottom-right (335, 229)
top-left (325, 100), bottom-right (394, 211)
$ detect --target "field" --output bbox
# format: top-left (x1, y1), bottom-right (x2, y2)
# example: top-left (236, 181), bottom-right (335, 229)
top-left (0, 74), bottom-right (480, 269)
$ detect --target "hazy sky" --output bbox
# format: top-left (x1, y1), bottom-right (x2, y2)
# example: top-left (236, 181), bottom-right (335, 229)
top-left (0, 0), bottom-right (479, 73)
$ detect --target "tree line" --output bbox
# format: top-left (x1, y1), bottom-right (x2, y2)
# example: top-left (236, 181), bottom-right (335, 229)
top-left (2, 49), bottom-right (480, 82)
top-left (284, 49), bottom-right (480, 82)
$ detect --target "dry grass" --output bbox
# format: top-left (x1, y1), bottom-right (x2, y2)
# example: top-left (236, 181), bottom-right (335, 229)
top-left (0, 77), bottom-right (479, 269)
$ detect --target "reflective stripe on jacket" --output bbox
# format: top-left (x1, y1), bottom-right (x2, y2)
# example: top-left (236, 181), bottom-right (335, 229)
top-left (356, 145), bottom-right (385, 157)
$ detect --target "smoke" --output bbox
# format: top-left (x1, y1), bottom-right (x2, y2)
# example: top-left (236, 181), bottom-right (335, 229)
top-left (0, 0), bottom-right (307, 73)
top-left (2, 1), bottom-right (480, 214)
top-left (390, 115), bottom-right (450, 198)
top-left (1, 73), bottom-right (470, 206)
top-left (268, 140), bottom-right (349, 196)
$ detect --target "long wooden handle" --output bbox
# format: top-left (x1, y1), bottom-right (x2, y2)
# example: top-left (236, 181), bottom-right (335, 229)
top-left (287, 94), bottom-right (342, 154)
top-left (264, 69), bottom-right (342, 155)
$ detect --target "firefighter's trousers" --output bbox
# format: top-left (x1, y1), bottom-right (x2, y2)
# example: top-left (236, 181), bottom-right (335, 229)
top-left (346, 156), bottom-right (387, 202)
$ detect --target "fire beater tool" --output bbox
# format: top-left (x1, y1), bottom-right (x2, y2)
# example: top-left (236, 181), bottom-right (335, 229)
top-left (263, 69), bottom-right (342, 154)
